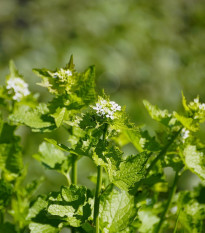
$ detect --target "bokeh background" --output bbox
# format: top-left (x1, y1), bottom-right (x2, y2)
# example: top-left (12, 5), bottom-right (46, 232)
top-left (1, 0), bottom-right (205, 193)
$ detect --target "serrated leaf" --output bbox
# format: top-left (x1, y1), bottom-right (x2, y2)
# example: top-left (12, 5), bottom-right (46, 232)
top-left (0, 143), bottom-right (23, 177)
top-left (29, 223), bottom-right (59, 233)
top-left (124, 127), bottom-right (160, 152)
top-left (9, 104), bottom-right (55, 132)
top-left (143, 100), bottom-right (172, 126)
top-left (173, 112), bottom-right (198, 132)
top-left (48, 184), bottom-right (91, 227)
top-left (183, 145), bottom-right (205, 180)
top-left (112, 153), bottom-right (149, 191)
top-left (33, 59), bottom-right (96, 109)
top-left (99, 186), bottom-right (137, 233)
top-left (27, 196), bottom-right (48, 220)
top-left (34, 142), bottom-right (66, 170)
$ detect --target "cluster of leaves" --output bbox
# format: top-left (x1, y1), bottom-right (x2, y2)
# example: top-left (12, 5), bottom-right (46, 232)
top-left (0, 58), bottom-right (205, 233)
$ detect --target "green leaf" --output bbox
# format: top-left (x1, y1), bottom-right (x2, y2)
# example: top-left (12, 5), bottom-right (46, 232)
top-left (0, 123), bottom-right (19, 144)
top-left (48, 184), bottom-right (92, 227)
top-left (178, 191), bottom-right (205, 233)
top-left (182, 92), bottom-right (190, 112)
top-left (111, 153), bottom-right (149, 191)
top-left (34, 142), bottom-right (68, 171)
top-left (0, 222), bottom-right (17, 233)
top-left (182, 145), bottom-right (205, 180)
top-left (27, 196), bottom-right (48, 220)
top-left (124, 127), bottom-right (160, 152)
top-left (44, 138), bottom-right (71, 152)
top-left (51, 107), bottom-right (67, 128)
top-left (0, 143), bottom-right (23, 178)
top-left (173, 112), bottom-right (198, 132)
top-left (99, 186), bottom-right (137, 233)
top-left (143, 100), bottom-right (172, 126)
top-left (0, 179), bottom-right (13, 208)
top-left (9, 104), bottom-right (55, 132)
top-left (138, 208), bottom-right (159, 233)
top-left (29, 223), bottom-right (59, 233)
top-left (33, 59), bottom-right (96, 109)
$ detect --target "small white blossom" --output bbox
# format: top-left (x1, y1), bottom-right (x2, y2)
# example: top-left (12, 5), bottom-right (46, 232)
top-left (170, 206), bottom-right (178, 214)
top-left (194, 98), bottom-right (199, 103)
top-left (52, 69), bottom-right (72, 79)
top-left (181, 128), bottom-right (190, 143)
top-left (91, 98), bottom-right (121, 120)
top-left (199, 103), bottom-right (205, 111)
top-left (6, 77), bottom-right (30, 102)
top-left (65, 69), bottom-right (72, 76)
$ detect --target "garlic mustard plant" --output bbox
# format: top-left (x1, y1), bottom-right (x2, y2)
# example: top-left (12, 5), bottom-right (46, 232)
top-left (0, 57), bottom-right (205, 233)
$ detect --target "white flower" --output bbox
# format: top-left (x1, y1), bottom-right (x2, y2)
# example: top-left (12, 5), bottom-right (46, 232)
top-left (6, 77), bottom-right (30, 102)
top-left (199, 103), bottom-right (205, 111)
top-left (181, 128), bottom-right (190, 143)
top-left (65, 69), bottom-right (72, 76)
top-left (170, 206), bottom-right (178, 214)
top-left (91, 98), bottom-right (121, 120)
top-left (194, 98), bottom-right (199, 103)
top-left (52, 69), bottom-right (72, 79)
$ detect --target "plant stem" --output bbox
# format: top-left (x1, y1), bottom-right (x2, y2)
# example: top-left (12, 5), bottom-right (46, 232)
top-left (0, 211), bottom-right (3, 224)
top-left (94, 165), bottom-right (103, 233)
top-left (93, 123), bottom-right (108, 233)
top-left (71, 154), bottom-right (77, 185)
top-left (173, 207), bottom-right (181, 233)
top-left (155, 172), bottom-right (179, 233)
top-left (146, 128), bottom-right (182, 176)
top-left (71, 154), bottom-right (78, 233)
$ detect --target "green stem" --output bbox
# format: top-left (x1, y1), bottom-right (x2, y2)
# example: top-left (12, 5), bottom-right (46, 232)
top-left (173, 207), bottom-right (181, 233)
top-left (93, 123), bottom-right (108, 233)
top-left (0, 210), bottom-right (3, 224)
top-left (94, 166), bottom-right (103, 233)
top-left (155, 172), bottom-right (179, 233)
top-left (71, 154), bottom-right (78, 233)
top-left (146, 128), bottom-right (182, 176)
top-left (71, 154), bottom-right (78, 185)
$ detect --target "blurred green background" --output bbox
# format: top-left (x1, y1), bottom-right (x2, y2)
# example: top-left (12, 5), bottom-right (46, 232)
top-left (1, 0), bottom-right (205, 192)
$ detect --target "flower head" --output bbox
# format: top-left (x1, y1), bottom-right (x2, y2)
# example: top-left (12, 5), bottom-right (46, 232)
top-left (53, 68), bottom-right (72, 79)
top-left (91, 97), bottom-right (121, 120)
top-left (6, 77), bottom-right (30, 101)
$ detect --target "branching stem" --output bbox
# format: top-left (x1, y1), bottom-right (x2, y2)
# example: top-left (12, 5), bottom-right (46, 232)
top-left (146, 128), bottom-right (182, 176)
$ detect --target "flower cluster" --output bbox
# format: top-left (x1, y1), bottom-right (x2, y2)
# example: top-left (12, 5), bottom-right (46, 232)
top-left (193, 98), bottom-right (205, 111)
top-left (181, 128), bottom-right (190, 143)
top-left (53, 68), bottom-right (72, 79)
top-left (92, 98), bottom-right (121, 120)
top-left (6, 78), bottom-right (30, 101)
top-left (189, 98), bottom-right (205, 111)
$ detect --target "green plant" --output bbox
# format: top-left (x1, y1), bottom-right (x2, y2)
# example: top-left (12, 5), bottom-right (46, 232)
top-left (0, 57), bottom-right (205, 233)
